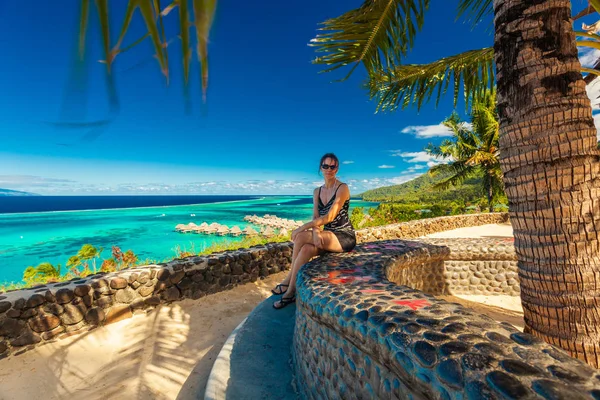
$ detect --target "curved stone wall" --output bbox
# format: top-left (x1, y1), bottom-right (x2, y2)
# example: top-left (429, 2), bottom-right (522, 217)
top-left (0, 243), bottom-right (292, 359)
top-left (387, 238), bottom-right (519, 296)
top-left (293, 239), bottom-right (600, 399)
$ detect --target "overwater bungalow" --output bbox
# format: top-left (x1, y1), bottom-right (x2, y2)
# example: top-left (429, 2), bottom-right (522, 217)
top-left (242, 226), bottom-right (258, 236)
top-left (204, 225), bottom-right (218, 234)
top-left (217, 225), bottom-right (230, 236)
top-left (230, 226), bottom-right (242, 236)
top-left (263, 226), bottom-right (275, 238)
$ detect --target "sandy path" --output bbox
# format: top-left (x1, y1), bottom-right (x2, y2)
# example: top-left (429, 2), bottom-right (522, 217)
top-left (0, 273), bottom-right (287, 400)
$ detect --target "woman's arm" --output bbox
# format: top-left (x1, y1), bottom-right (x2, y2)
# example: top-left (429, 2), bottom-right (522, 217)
top-left (312, 188), bottom-right (320, 221)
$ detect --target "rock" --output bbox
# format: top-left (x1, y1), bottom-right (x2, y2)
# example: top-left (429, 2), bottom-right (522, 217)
top-left (61, 304), bottom-right (85, 325)
top-left (13, 298), bottom-right (26, 310)
top-left (157, 269), bottom-right (171, 281)
top-left (110, 277), bottom-right (128, 289)
top-left (85, 308), bottom-right (105, 325)
top-left (44, 290), bottom-right (56, 303)
top-left (0, 318), bottom-right (26, 338)
top-left (10, 330), bottom-right (41, 347)
top-left (0, 341), bottom-right (7, 354)
top-left (170, 270), bottom-right (185, 284)
top-left (74, 284), bottom-right (92, 297)
top-left (115, 287), bottom-right (141, 304)
top-left (0, 301), bottom-right (11, 313)
top-left (82, 295), bottom-right (93, 307)
top-left (128, 273), bottom-right (139, 284)
top-left (29, 314), bottom-right (61, 333)
top-left (41, 325), bottom-right (65, 340)
top-left (144, 296), bottom-right (161, 306)
top-left (162, 287), bottom-right (180, 302)
top-left (6, 309), bottom-right (21, 318)
top-left (25, 294), bottom-right (45, 309)
top-left (177, 277), bottom-right (193, 290)
top-left (55, 288), bottom-right (75, 304)
top-left (130, 298), bottom-right (145, 310)
top-left (138, 286), bottom-right (154, 297)
top-left (137, 272), bottom-right (150, 284)
top-left (20, 308), bottom-right (38, 319)
top-left (96, 296), bottom-right (114, 309)
top-left (43, 303), bottom-right (64, 316)
top-left (105, 304), bottom-right (132, 324)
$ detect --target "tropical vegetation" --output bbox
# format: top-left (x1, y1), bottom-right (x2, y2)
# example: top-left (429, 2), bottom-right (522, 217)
top-left (425, 90), bottom-right (504, 212)
top-left (311, 0), bottom-right (600, 366)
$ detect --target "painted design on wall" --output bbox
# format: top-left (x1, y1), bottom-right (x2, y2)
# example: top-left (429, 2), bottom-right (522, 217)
top-left (392, 299), bottom-right (431, 310)
top-left (315, 269), bottom-right (375, 285)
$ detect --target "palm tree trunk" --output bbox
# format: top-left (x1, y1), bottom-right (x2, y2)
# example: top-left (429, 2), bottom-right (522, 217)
top-left (494, 0), bottom-right (600, 367)
top-left (486, 173), bottom-right (494, 212)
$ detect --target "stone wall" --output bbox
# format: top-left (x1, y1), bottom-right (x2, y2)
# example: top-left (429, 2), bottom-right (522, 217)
top-left (0, 242), bottom-right (292, 359)
top-left (356, 212), bottom-right (509, 242)
top-left (293, 239), bottom-right (600, 399)
top-left (386, 238), bottom-right (520, 296)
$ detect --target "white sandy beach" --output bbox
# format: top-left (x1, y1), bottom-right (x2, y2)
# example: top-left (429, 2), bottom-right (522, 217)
top-left (0, 223), bottom-right (522, 399)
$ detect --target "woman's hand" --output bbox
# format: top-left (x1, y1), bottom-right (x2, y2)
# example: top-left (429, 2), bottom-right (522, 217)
top-left (291, 228), bottom-right (302, 241)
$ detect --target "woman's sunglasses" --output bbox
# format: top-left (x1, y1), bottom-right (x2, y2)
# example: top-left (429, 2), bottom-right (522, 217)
top-left (321, 164), bottom-right (337, 170)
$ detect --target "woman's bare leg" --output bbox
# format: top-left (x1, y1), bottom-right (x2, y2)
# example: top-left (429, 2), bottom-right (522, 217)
top-left (272, 231), bottom-right (313, 291)
top-left (275, 243), bottom-right (321, 306)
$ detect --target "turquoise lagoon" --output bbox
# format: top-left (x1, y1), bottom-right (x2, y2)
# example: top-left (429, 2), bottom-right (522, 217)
top-left (0, 196), bottom-right (378, 284)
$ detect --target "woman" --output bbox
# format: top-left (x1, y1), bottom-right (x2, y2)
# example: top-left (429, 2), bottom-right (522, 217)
top-left (272, 153), bottom-right (356, 309)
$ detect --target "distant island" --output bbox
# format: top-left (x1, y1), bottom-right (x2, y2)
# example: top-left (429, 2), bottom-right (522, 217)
top-left (0, 188), bottom-right (39, 196)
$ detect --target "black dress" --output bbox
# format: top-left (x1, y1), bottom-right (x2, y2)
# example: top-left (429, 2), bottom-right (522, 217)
top-left (318, 183), bottom-right (357, 252)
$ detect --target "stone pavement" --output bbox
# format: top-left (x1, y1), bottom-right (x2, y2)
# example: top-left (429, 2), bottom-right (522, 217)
top-left (204, 295), bottom-right (297, 400)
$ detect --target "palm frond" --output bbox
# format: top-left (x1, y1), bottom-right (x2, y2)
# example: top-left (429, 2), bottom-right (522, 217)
top-left (193, 0), bottom-right (218, 102)
top-left (310, 0), bottom-right (429, 81)
top-left (431, 163), bottom-right (476, 190)
top-left (366, 47), bottom-right (495, 112)
top-left (456, 0), bottom-right (492, 28)
top-left (78, 0), bottom-right (90, 60)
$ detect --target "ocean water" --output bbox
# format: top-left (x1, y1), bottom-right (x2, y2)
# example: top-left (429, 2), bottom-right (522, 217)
top-left (0, 196), bottom-right (379, 283)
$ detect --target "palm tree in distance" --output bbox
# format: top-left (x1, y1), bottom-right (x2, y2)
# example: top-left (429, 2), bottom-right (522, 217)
top-left (311, 0), bottom-right (600, 367)
top-left (426, 91), bottom-right (503, 212)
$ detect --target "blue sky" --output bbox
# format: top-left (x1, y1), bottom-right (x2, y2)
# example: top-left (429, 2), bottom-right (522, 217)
top-left (0, 1), bottom-right (595, 195)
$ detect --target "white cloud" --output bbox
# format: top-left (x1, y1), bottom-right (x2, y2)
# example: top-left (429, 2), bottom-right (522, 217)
top-left (378, 165), bottom-right (395, 169)
top-left (594, 113), bottom-right (600, 140)
top-left (400, 123), bottom-right (453, 138)
top-left (389, 150), bottom-right (449, 168)
top-left (400, 122), bottom-right (472, 138)
top-left (579, 48), bottom-right (600, 68)
top-left (342, 160), bottom-right (354, 164)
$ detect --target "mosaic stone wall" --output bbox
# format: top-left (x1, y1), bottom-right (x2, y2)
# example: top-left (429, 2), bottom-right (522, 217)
top-left (384, 238), bottom-right (520, 296)
top-left (293, 239), bottom-right (600, 399)
top-left (0, 243), bottom-right (293, 359)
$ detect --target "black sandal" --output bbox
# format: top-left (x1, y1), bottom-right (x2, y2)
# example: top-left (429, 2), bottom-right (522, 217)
top-left (271, 283), bottom-right (289, 296)
top-left (273, 295), bottom-right (296, 310)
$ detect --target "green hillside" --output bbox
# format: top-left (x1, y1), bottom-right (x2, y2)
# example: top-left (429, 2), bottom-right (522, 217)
top-left (358, 171), bottom-right (486, 204)
top-left (349, 171), bottom-right (507, 229)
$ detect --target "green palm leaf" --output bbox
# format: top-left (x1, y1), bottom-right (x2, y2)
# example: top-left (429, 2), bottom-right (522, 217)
top-left (456, 0), bottom-right (492, 27)
top-left (367, 47), bottom-right (494, 111)
top-left (193, 0), bottom-right (217, 101)
top-left (310, 0), bottom-right (429, 81)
